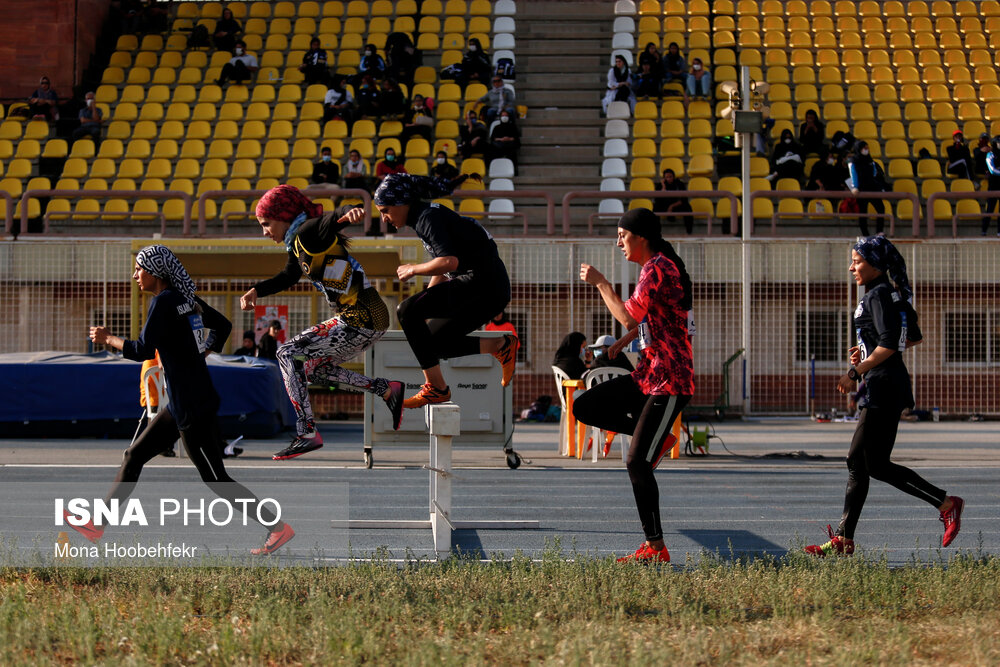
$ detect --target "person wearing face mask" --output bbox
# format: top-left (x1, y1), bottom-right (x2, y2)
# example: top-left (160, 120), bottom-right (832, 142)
top-left (358, 43), bottom-right (386, 83)
top-left (342, 149), bottom-right (370, 192)
top-left (213, 8), bottom-right (242, 53)
top-left (589, 334), bottom-right (635, 372)
top-left (355, 74), bottom-right (381, 117)
top-left (488, 110), bottom-right (521, 172)
top-left (457, 37), bottom-right (492, 90)
top-left (322, 76), bottom-right (356, 127)
top-left (311, 146), bottom-right (341, 186)
top-left (72, 91), bottom-right (103, 144)
top-left (459, 110), bottom-right (489, 159)
top-left (477, 75), bottom-right (517, 124)
top-left (945, 130), bottom-right (974, 182)
top-left (375, 148), bottom-right (407, 183)
top-left (400, 93), bottom-right (434, 143)
top-left (299, 37), bottom-right (330, 87)
top-left (806, 147), bottom-right (848, 202)
top-left (603, 55), bottom-right (635, 115)
top-left (767, 128), bottom-right (806, 185)
top-left (847, 140), bottom-right (890, 236)
top-left (431, 150), bottom-right (459, 180)
top-left (685, 58), bottom-right (711, 100)
top-left (552, 332), bottom-right (588, 380)
top-left (799, 109), bottom-right (826, 155)
top-left (216, 40), bottom-right (258, 86)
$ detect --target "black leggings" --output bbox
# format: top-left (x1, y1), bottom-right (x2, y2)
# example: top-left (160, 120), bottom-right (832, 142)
top-left (396, 273), bottom-right (510, 371)
top-left (573, 374), bottom-right (690, 542)
top-left (837, 406), bottom-right (946, 539)
top-left (107, 409), bottom-right (278, 526)
top-left (858, 197), bottom-right (886, 236)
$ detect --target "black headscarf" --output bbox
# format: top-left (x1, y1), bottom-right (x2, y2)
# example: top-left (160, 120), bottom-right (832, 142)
top-left (552, 332), bottom-right (587, 380)
top-left (618, 208), bottom-right (693, 311)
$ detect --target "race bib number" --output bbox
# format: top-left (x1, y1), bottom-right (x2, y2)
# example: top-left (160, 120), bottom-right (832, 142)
top-left (856, 327), bottom-right (867, 362)
top-left (188, 313), bottom-right (208, 354)
top-left (637, 320), bottom-right (652, 351)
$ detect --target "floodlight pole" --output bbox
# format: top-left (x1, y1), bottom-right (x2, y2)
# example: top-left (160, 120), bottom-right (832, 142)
top-left (740, 66), bottom-right (752, 415)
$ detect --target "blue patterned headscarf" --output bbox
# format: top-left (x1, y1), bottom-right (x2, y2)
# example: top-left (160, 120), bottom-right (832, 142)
top-left (854, 235), bottom-right (912, 300)
top-left (373, 174), bottom-right (459, 206)
top-left (136, 245), bottom-right (197, 305)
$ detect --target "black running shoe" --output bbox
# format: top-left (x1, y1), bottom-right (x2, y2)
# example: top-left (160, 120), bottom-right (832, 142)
top-left (272, 433), bottom-right (323, 460)
top-left (385, 380), bottom-right (404, 431)
top-left (161, 448), bottom-right (177, 458)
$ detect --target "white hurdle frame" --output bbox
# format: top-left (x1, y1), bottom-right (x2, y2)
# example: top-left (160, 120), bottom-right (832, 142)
top-left (344, 402), bottom-right (539, 559)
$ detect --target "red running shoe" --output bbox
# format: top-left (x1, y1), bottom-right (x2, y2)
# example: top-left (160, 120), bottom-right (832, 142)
top-left (384, 380), bottom-right (405, 430)
top-left (272, 431), bottom-right (323, 460)
top-left (617, 543), bottom-right (670, 563)
top-left (251, 522), bottom-right (295, 555)
top-left (402, 383), bottom-right (451, 409)
top-left (493, 334), bottom-right (519, 387)
top-left (63, 510), bottom-right (104, 543)
top-left (804, 525), bottom-right (855, 557)
top-left (940, 496), bottom-right (964, 547)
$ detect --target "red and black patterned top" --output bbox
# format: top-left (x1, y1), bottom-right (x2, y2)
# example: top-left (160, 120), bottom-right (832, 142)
top-left (623, 253), bottom-right (695, 396)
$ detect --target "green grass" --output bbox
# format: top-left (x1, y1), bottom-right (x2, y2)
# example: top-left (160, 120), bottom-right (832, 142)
top-left (3, 549), bottom-right (1000, 665)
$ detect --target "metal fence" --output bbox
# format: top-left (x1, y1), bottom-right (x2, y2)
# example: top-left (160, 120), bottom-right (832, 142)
top-left (1, 237), bottom-right (998, 416)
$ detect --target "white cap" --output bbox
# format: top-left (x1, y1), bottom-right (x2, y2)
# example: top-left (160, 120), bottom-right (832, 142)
top-left (588, 334), bottom-right (616, 348)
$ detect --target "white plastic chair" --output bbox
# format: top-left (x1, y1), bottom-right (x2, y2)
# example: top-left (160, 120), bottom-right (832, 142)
top-left (487, 198), bottom-right (515, 220)
top-left (488, 157), bottom-right (515, 179)
top-left (600, 177), bottom-right (626, 192)
top-left (581, 367), bottom-right (632, 462)
top-left (493, 33), bottom-right (516, 50)
top-left (605, 119), bottom-right (630, 138)
top-left (613, 16), bottom-right (635, 33)
top-left (603, 138), bottom-right (629, 158)
top-left (614, 0), bottom-right (637, 15)
top-left (494, 0), bottom-right (516, 15)
top-left (493, 16), bottom-right (516, 33)
top-left (606, 101), bottom-right (631, 120)
top-left (601, 157), bottom-right (628, 178)
top-left (489, 177), bottom-right (514, 191)
top-left (551, 365), bottom-right (572, 455)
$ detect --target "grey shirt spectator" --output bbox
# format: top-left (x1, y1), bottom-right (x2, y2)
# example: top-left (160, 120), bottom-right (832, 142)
top-left (477, 76), bottom-right (516, 124)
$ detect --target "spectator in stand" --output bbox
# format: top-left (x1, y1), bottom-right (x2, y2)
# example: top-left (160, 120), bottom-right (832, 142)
top-left (323, 76), bottom-right (355, 126)
top-left (400, 93), bottom-right (434, 143)
top-left (946, 130), bottom-right (974, 181)
top-left (257, 320), bottom-right (281, 360)
top-left (983, 135), bottom-right (1000, 236)
top-left (457, 37), bottom-right (492, 91)
top-left (767, 128), bottom-right (806, 185)
top-left (355, 74), bottom-right (380, 117)
top-left (799, 109), bottom-right (826, 155)
top-left (459, 109), bottom-right (489, 158)
top-left (603, 54), bottom-right (635, 115)
top-left (478, 75), bottom-right (517, 124)
top-left (20, 76), bottom-right (58, 121)
top-left (552, 332), bottom-right (588, 380)
top-left (806, 147), bottom-right (848, 195)
top-left (588, 334), bottom-right (634, 372)
top-left (431, 150), bottom-right (459, 180)
top-left (216, 40), bottom-right (258, 85)
top-left (311, 146), bottom-right (340, 186)
top-left (385, 32), bottom-right (419, 87)
top-left (661, 42), bottom-right (687, 89)
top-left (234, 330), bottom-right (257, 356)
top-left (342, 149), bottom-right (369, 192)
top-left (358, 43), bottom-right (386, 82)
top-left (379, 78), bottom-right (406, 117)
top-left (848, 140), bottom-right (890, 236)
top-left (653, 168), bottom-right (694, 234)
top-left (489, 110), bottom-right (520, 172)
top-left (685, 58), bottom-right (712, 100)
top-left (973, 132), bottom-right (991, 177)
top-left (375, 147), bottom-right (407, 184)
top-left (632, 61), bottom-right (661, 99)
top-left (213, 8), bottom-right (242, 53)
top-left (299, 37), bottom-right (329, 87)
top-left (72, 91), bottom-right (103, 144)
top-left (638, 42), bottom-right (664, 87)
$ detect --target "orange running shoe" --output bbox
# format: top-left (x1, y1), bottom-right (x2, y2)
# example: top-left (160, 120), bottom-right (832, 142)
top-left (251, 522), bottom-right (295, 555)
top-left (617, 543), bottom-right (670, 563)
top-left (402, 383), bottom-right (452, 409)
top-left (63, 510), bottom-right (104, 543)
top-left (940, 496), bottom-right (964, 547)
top-left (493, 334), bottom-right (519, 387)
top-left (804, 525), bottom-right (855, 557)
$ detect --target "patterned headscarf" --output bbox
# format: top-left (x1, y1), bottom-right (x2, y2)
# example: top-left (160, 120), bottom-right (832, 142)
top-left (136, 245), bottom-right (197, 305)
top-left (854, 235), bottom-right (912, 300)
top-left (373, 174), bottom-right (458, 206)
top-left (255, 184), bottom-right (323, 223)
